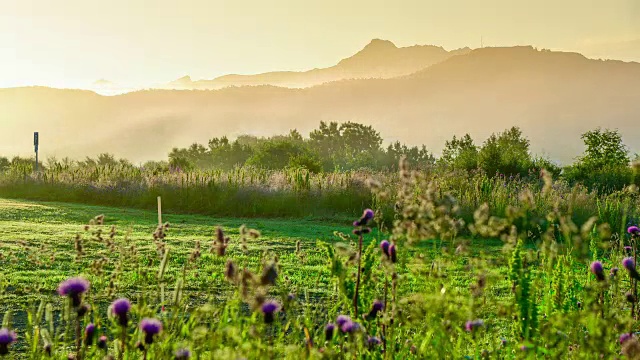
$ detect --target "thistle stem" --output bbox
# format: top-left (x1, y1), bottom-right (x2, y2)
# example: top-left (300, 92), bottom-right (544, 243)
top-left (353, 233), bottom-right (363, 318)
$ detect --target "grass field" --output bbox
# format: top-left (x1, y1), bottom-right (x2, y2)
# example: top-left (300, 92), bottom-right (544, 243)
top-left (0, 187), bottom-right (636, 359)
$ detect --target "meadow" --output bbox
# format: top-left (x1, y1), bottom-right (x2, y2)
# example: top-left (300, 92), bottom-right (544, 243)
top-left (0, 159), bottom-right (639, 359)
top-left (0, 124), bottom-right (639, 358)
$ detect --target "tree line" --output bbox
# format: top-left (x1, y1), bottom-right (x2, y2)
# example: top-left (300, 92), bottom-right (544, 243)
top-left (1, 121), bottom-right (638, 191)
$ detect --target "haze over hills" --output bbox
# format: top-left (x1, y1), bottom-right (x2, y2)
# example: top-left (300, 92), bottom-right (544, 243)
top-left (164, 39), bottom-right (471, 90)
top-left (1, 43), bottom-right (639, 165)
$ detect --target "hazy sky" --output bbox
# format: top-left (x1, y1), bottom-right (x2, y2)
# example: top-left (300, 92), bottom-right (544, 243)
top-left (1, 0), bottom-right (638, 89)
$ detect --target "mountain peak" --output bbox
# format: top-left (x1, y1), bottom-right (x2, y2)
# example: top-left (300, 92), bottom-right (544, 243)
top-left (362, 39), bottom-right (397, 51)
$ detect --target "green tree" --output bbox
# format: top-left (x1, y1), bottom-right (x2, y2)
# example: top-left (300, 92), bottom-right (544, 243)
top-left (478, 127), bottom-right (532, 177)
top-left (440, 134), bottom-right (478, 172)
top-left (0, 156), bottom-right (10, 172)
top-left (578, 128), bottom-right (629, 168)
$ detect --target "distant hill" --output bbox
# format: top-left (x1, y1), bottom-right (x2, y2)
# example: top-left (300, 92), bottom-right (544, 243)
top-left (164, 39), bottom-right (471, 89)
top-left (1, 46), bottom-right (639, 164)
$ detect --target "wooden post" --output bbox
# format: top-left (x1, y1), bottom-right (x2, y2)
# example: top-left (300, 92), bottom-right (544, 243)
top-left (157, 196), bottom-right (162, 226)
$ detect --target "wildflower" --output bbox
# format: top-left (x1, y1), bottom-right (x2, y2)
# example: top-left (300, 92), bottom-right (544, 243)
top-left (57, 277), bottom-right (90, 307)
top-left (611, 267), bottom-right (619, 276)
top-left (175, 348), bottom-right (191, 360)
top-left (84, 323), bottom-right (96, 346)
top-left (380, 240), bottom-right (390, 257)
top-left (111, 298), bottom-right (131, 327)
top-left (261, 301), bottom-right (280, 324)
top-left (325, 323), bottom-right (335, 341)
top-left (140, 318), bottom-right (162, 344)
top-left (353, 209), bottom-right (375, 227)
top-left (336, 315), bottom-right (350, 328)
top-left (0, 328), bottom-right (17, 355)
top-left (625, 246), bottom-right (633, 252)
top-left (465, 319), bottom-right (484, 332)
top-left (629, 226), bottom-right (640, 236)
top-left (367, 336), bottom-right (381, 347)
top-left (590, 261), bottom-right (605, 281)
top-left (621, 333), bottom-right (633, 344)
top-left (623, 258), bottom-right (640, 279)
top-left (97, 335), bottom-right (108, 349)
top-left (389, 244), bottom-right (397, 263)
top-left (340, 320), bottom-right (359, 334)
top-left (366, 300), bottom-right (384, 320)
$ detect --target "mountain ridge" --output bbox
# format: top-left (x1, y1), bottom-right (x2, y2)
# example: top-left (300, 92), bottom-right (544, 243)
top-left (1, 46), bottom-right (639, 165)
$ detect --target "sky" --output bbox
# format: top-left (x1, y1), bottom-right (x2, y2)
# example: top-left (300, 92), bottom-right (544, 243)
top-left (0, 0), bottom-right (638, 89)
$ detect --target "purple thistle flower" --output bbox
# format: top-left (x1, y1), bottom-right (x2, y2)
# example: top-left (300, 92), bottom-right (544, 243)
top-left (623, 258), bottom-right (640, 280)
top-left (367, 336), bottom-right (382, 346)
top-left (325, 323), bottom-right (335, 341)
top-left (590, 261), bottom-right (605, 281)
top-left (465, 319), bottom-right (484, 332)
top-left (624, 257), bottom-right (636, 270)
top-left (84, 323), bottom-right (95, 346)
top-left (625, 246), bottom-right (633, 252)
top-left (340, 320), bottom-right (359, 334)
top-left (261, 301), bottom-right (280, 324)
top-left (620, 333), bottom-right (633, 344)
top-left (628, 226), bottom-right (640, 236)
top-left (380, 240), bottom-right (390, 257)
top-left (57, 277), bottom-right (90, 307)
top-left (140, 318), bottom-right (162, 344)
top-left (353, 209), bottom-right (375, 227)
top-left (611, 267), bottom-right (619, 276)
top-left (0, 328), bottom-right (17, 355)
top-left (389, 244), bottom-right (397, 263)
top-left (336, 315), bottom-right (350, 328)
top-left (363, 209), bottom-right (374, 222)
top-left (111, 298), bottom-right (131, 327)
top-left (175, 348), bottom-right (191, 360)
top-left (97, 335), bottom-right (108, 349)
top-left (372, 300), bottom-right (384, 312)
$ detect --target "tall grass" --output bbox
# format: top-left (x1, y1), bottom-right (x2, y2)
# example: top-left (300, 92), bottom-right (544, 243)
top-left (4, 164), bottom-right (638, 235)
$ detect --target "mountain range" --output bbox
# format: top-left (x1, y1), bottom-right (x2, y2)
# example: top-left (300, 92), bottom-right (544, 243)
top-left (164, 39), bottom-right (471, 89)
top-left (1, 40), bottom-right (639, 164)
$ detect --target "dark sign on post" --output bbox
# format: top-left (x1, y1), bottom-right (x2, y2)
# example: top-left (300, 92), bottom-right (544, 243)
top-left (34, 132), bottom-right (39, 172)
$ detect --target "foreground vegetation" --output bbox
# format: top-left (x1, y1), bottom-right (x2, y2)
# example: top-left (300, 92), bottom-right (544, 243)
top-left (1, 160), bottom-right (640, 358)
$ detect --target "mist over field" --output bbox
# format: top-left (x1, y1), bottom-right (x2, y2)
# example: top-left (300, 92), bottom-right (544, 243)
top-left (1, 42), bottom-right (639, 164)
